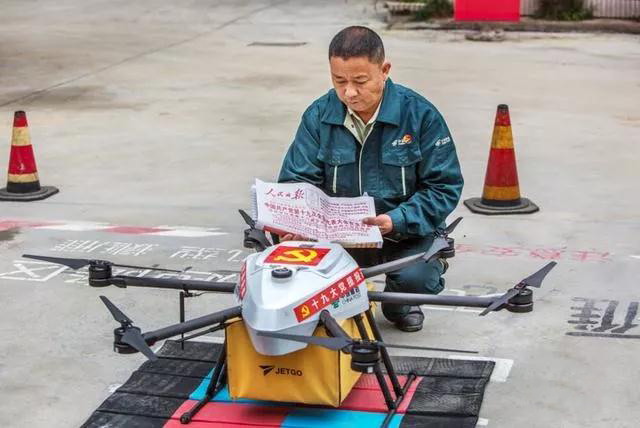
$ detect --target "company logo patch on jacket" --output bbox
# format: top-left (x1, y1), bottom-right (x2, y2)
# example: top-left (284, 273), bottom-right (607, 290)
top-left (391, 134), bottom-right (413, 146)
top-left (435, 136), bottom-right (451, 147)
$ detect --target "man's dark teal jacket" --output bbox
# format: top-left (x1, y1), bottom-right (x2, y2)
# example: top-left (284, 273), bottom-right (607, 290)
top-left (278, 79), bottom-right (463, 242)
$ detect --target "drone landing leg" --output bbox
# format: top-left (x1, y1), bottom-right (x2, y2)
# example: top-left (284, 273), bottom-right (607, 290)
top-left (179, 292), bottom-right (186, 350)
top-left (356, 311), bottom-right (418, 428)
top-left (380, 373), bottom-right (417, 428)
top-left (180, 340), bottom-right (227, 424)
top-left (353, 314), bottom-right (395, 410)
top-left (364, 309), bottom-right (403, 397)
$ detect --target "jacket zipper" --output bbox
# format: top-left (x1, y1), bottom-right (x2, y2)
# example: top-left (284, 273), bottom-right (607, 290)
top-left (401, 166), bottom-right (406, 196)
top-left (332, 165), bottom-right (338, 194)
top-left (358, 131), bottom-right (372, 195)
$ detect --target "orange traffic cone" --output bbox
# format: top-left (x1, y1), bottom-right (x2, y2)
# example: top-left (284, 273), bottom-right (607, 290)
top-left (0, 111), bottom-right (58, 201)
top-left (464, 104), bottom-right (538, 215)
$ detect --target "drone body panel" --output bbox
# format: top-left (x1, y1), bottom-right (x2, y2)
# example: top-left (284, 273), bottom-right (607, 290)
top-left (237, 242), bottom-right (370, 356)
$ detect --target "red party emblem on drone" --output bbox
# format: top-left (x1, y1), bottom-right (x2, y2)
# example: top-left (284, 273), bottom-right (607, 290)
top-left (264, 246), bottom-right (330, 266)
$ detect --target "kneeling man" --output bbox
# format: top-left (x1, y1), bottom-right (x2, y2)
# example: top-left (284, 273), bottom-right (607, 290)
top-left (278, 26), bottom-right (463, 332)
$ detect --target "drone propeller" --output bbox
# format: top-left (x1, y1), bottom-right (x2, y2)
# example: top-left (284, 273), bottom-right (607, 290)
top-left (22, 254), bottom-right (183, 273)
top-left (479, 261), bottom-right (557, 316)
top-left (238, 209), bottom-right (256, 229)
top-left (442, 216), bottom-right (463, 236)
top-left (360, 237), bottom-right (449, 278)
top-left (100, 295), bottom-right (133, 325)
top-left (519, 261), bottom-right (557, 288)
top-left (258, 331), bottom-right (477, 354)
top-left (239, 209), bottom-right (272, 251)
top-left (99, 296), bottom-right (158, 361)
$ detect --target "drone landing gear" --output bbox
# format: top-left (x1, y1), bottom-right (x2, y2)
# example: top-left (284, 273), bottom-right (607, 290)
top-left (180, 339), bottom-right (227, 424)
top-left (353, 311), bottom-right (417, 428)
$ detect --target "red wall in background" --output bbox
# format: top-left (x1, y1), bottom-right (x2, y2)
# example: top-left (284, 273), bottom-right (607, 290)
top-left (455, 0), bottom-right (521, 21)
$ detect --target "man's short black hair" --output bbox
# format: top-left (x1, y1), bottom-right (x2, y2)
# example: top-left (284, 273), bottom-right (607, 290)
top-left (328, 26), bottom-right (385, 64)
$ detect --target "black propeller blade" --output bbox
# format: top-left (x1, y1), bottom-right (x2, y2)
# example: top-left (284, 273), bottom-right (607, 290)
top-left (520, 261), bottom-right (557, 288)
top-left (238, 209), bottom-right (256, 228)
top-left (258, 331), bottom-right (477, 354)
top-left (479, 261), bottom-right (557, 316)
top-left (100, 295), bottom-right (133, 325)
top-left (361, 237), bottom-right (449, 278)
top-left (22, 254), bottom-right (93, 270)
top-left (478, 289), bottom-right (520, 316)
top-left (121, 329), bottom-right (158, 362)
top-left (22, 254), bottom-right (183, 273)
top-left (239, 209), bottom-right (272, 251)
top-left (99, 296), bottom-right (158, 361)
top-left (443, 216), bottom-right (463, 235)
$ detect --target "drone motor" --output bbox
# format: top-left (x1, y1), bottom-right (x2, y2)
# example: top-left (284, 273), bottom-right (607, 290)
top-left (505, 288), bottom-right (534, 313)
top-left (113, 327), bottom-right (139, 354)
top-left (350, 342), bottom-right (380, 374)
top-left (89, 261), bottom-right (112, 287)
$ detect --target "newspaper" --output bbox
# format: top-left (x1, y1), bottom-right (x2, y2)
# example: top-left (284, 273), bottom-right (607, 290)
top-left (251, 179), bottom-right (383, 248)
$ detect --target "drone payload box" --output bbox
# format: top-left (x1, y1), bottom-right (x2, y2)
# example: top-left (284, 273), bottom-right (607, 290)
top-left (228, 241), bottom-right (374, 406)
top-left (226, 317), bottom-right (373, 406)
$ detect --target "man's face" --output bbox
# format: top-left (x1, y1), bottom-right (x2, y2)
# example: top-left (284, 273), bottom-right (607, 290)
top-left (329, 56), bottom-right (391, 116)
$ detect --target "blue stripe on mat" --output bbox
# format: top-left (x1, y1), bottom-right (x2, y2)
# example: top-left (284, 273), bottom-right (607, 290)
top-left (283, 408), bottom-right (402, 427)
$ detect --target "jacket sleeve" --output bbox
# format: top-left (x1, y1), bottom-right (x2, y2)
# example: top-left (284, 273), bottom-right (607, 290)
top-left (386, 111), bottom-right (464, 239)
top-left (278, 104), bottom-right (325, 185)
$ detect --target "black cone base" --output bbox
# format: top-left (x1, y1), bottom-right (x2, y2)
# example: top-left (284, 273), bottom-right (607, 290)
top-left (463, 197), bottom-right (539, 215)
top-left (0, 185), bottom-right (59, 202)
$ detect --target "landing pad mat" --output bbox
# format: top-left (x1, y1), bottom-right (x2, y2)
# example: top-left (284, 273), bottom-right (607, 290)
top-left (82, 340), bottom-right (494, 427)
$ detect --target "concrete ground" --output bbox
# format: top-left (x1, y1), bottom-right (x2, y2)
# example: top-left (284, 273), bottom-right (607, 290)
top-left (1, 1), bottom-right (639, 427)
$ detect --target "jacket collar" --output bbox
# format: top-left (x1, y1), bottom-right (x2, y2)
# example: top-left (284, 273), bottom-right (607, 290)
top-left (321, 78), bottom-right (401, 127)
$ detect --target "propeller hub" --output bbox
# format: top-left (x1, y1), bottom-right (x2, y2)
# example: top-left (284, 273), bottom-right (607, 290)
top-left (113, 326), bottom-right (140, 354)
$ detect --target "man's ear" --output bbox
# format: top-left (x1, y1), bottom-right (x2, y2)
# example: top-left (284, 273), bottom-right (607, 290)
top-left (381, 61), bottom-right (391, 80)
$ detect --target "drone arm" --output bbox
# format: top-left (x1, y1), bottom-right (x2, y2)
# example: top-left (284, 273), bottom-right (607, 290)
top-left (368, 291), bottom-right (495, 308)
top-left (109, 275), bottom-right (237, 293)
top-left (361, 237), bottom-right (449, 279)
top-left (143, 305), bottom-right (242, 344)
top-left (319, 310), bottom-right (352, 351)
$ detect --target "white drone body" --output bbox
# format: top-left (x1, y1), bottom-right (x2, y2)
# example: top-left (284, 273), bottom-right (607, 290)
top-left (235, 241), bottom-right (370, 356)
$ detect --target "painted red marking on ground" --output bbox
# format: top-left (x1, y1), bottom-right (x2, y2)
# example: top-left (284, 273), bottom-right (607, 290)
top-left (293, 268), bottom-right (364, 322)
top-left (570, 250), bottom-right (611, 262)
top-left (455, 244), bottom-right (612, 263)
top-left (102, 226), bottom-right (170, 234)
top-left (0, 220), bottom-right (57, 231)
top-left (529, 248), bottom-right (565, 260)
top-left (481, 246), bottom-right (521, 257)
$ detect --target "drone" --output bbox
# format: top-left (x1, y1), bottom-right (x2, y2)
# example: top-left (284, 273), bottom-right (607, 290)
top-left (23, 212), bottom-right (556, 427)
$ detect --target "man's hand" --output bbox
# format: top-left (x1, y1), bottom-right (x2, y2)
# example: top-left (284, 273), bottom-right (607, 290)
top-left (363, 214), bottom-right (393, 235)
top-left (280, 233), bottom-right (309, 242)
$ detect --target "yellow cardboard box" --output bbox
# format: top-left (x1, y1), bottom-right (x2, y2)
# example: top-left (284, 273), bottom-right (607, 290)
top-left (226, 316), bottom-right (373, 407)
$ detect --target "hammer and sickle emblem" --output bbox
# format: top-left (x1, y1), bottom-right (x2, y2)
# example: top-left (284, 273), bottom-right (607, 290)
top-left (274, 249), bottom-right (318, 263)
top-left (300, 305), bottom-right (311, 318)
